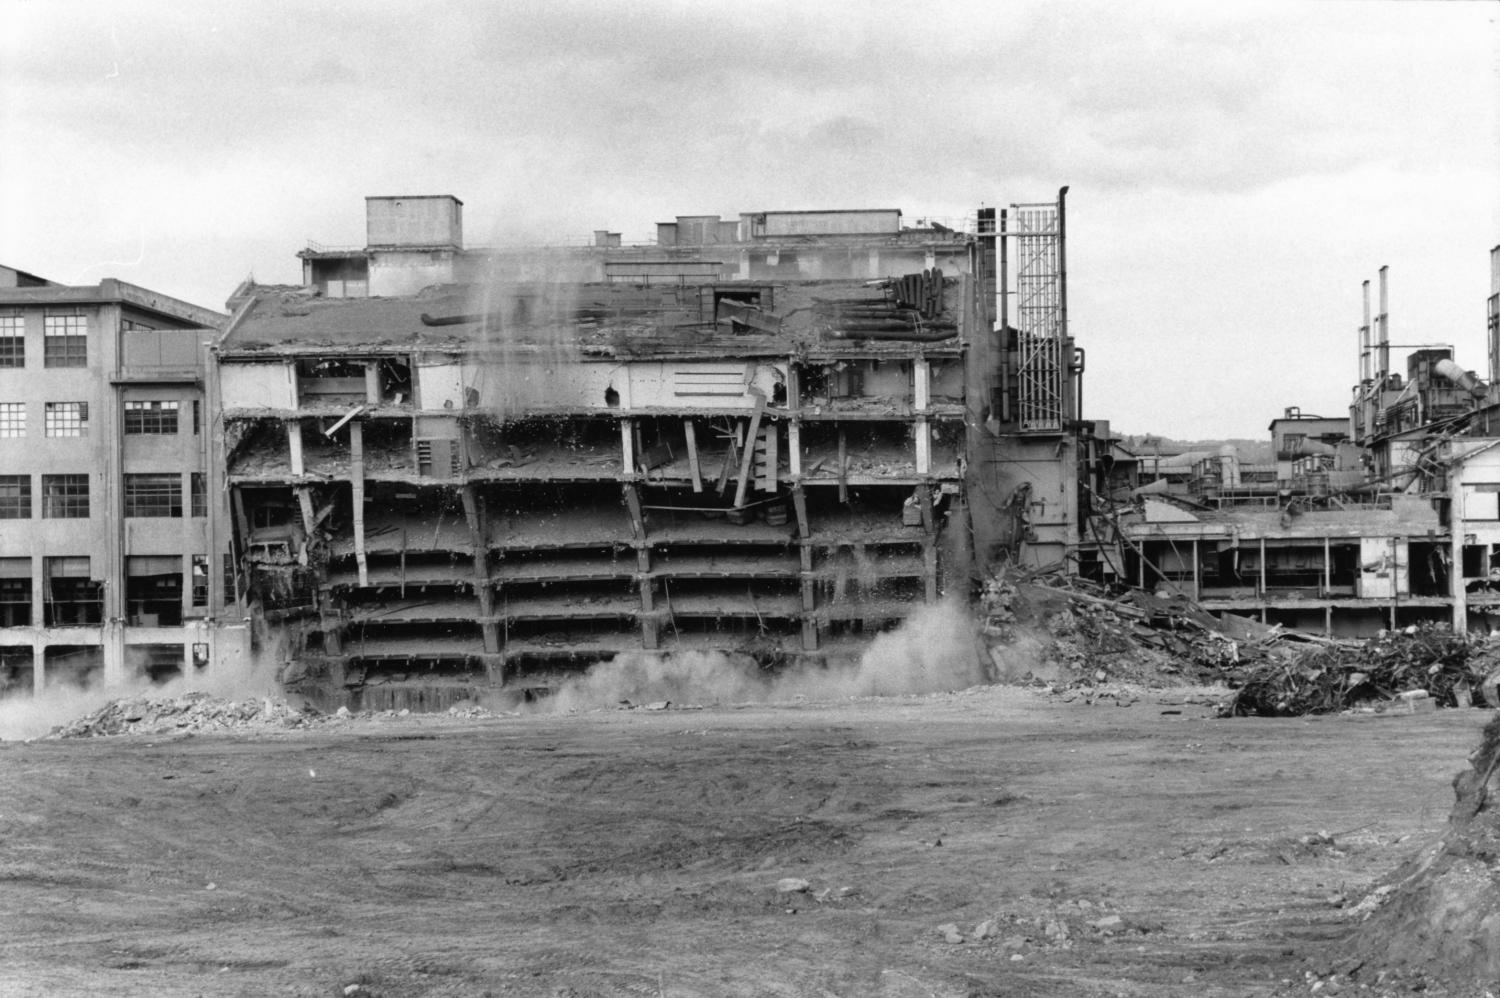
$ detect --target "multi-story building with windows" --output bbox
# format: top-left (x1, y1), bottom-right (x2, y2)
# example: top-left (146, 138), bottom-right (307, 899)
top-left (0, 263), bottom-right (241, 694)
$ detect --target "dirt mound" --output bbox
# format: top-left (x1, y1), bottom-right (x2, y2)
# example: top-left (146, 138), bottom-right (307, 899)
top-left (50, 691), bottom-right (320, 738)
top-left (1337, 713), bottom-right (1500, 991)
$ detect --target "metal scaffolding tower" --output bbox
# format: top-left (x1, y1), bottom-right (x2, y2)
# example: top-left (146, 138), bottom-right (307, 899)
top-left (1009, 191), bottom-right (1067, 432)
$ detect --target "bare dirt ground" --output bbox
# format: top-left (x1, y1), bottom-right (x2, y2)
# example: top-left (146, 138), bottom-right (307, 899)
top-left (0, 686), bottom-right (1487, 998)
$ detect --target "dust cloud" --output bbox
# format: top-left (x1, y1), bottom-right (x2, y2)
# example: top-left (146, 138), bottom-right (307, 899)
top-left (0, 638), bottom-right (285, 742)
top-left (543, 598), bottom-right (993, 713)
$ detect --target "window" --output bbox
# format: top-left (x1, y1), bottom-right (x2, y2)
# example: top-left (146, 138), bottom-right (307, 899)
top-left (125, 473), bottom-right (182, 518)
top-left (0, 475), bottom-right (30, 518)
top-left (191, 555), bottom-right (209, 607)
top-left (42, 474), bottom-right (89, 518)
top-left (43, 313), bottom-right (86, 367)
top-left (190, 472), bottom-right (206, 517)
top-left (44, 402), bottom-right (87, 437)
top-left (192, 399), bottom-right (201, 435)
top-left (0, 402), bottom-right (23, 438)
top-left (0, 316), bottom-right (22, 368)
top-left (0, 475), bottom-right (31, 518)
top-left (124, 400), bottom-right (179, 435)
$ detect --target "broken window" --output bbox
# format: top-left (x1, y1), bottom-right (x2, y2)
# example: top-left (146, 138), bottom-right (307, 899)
top-left (44, 401), bottom-right (87, 437)
top-left (191, 555), bottom-right (209, 608)
top-left (0, 402), bottom-right (23, 438)
top-left (0, 474), bottom-right (30, 518)
top-left (0, 315), bottom-right (22, 368)
top-left (43, 313), bottom-right (87, 367)
top-left (0, 557), bottom-right (30, 626)
top-left (43, 557), bottom-right (102, 625)
top-left (124, 400), bottom-right (179, 434)
top-left (0, 647), bottom-right (32, 696)
top-left (296, 359), bottom-right (368, 404)
top-left (125, 473), bottom-right (183, 518)
top-left (126, 555), bottom-right (183, 626)
top-left (133, 644), bottom-right (185, 683)
top-left (44, 646), bottom-right (103, 689)
top-left (191, 473), bottom-right (207, 517)
top-left (41, 474), bottom-right (89, 518)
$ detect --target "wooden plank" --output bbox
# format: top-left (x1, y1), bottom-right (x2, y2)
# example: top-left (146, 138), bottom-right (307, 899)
top-left (732, 391), bottom-right (766, 509)
top-left (684, 420), bottom-right (703, 493)
top-left (758, 423), bottom-right (777, 492)
top-left (623, 483), bottom-right (646, 538)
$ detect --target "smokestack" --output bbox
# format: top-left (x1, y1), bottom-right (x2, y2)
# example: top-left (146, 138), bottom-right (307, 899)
top-left (1377, 265), bottom-right (1390, 383)
top-left (1489, 244), bottom-right (1499, 386)
top-left (1360, 279), bottom-right (1372, 387)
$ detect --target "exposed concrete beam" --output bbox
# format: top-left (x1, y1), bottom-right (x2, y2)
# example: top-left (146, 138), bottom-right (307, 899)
top-left (350, 421), bottom-right (368, 586)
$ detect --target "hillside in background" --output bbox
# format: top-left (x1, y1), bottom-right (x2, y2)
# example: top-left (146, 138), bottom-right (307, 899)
top-left (1117, 435), bottom-right (1276, 465)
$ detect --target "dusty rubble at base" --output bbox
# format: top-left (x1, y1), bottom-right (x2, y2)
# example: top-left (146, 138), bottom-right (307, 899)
top-left (982, 568), bottom-right (1500, 718)
top-left (50, 691), bottom-right (320, 738)
top-left (48, 692), bottom-right (508, 738)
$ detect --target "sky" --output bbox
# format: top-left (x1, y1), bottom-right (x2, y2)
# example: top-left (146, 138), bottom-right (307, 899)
top-left (2, 0), bottom-right (1497, 440)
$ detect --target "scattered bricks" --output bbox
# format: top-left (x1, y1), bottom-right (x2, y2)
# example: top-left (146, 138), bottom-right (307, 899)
top-left (936, 923), bottom-right (964, 944)
top-left (775, 878), bottom-right (810, 894)
top-left (972, 918), bottom-right (999, 941)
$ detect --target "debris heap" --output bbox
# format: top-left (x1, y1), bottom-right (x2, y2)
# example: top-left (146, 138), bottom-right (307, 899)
top-left (981, 568), bottom-right (1500, 716)
top-left (51, 691), bottom-right (319, 738)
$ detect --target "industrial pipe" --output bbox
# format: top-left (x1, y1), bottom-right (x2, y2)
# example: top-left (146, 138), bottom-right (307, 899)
top-left (827, 327), bottom-right (958, 342)
top-left (1435, 358), bottom-right (1486, 397)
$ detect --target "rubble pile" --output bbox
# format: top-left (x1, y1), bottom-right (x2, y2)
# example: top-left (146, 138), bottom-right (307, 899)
top-left (979, 570), bottom-right (1275, 688)
top-left (51, 691), bottom-right (320, 738)
top-left (981, 569), bottom-right (1500, 717)
top-left (1229, 624), bottom-right (1496, 716)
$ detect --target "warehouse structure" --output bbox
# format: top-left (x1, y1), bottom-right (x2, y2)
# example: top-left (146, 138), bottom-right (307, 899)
top-left (212, 193), bottom-right (1093, 707)
top-left (1117, 247), bottom-right (1500, 637)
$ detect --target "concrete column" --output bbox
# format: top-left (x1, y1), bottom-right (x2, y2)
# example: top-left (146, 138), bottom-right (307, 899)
top-left (287, 422), bottom-right (304, 477)
top-left (32, 643), bottom-right (44, 696)
top-left (364, 362), bottom-right (381, 405)
top-left (102, 619), bottom-right (126, 686)
top-left (1453, 505), bottom-right (1469, 634)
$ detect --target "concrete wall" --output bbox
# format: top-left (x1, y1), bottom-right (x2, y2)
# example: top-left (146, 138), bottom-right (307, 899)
top-left (370, 251), bottom-right (457, 297)
top-left (366, 196), bottom-right (462, 248)
top-left (220, 363), bottom-right (295, 411)
top-left (462, 359), bottom-right (784, 412)
top-left (759, 210), bottom-right (900, 237)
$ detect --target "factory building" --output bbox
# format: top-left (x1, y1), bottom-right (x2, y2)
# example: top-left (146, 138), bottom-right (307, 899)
top-left (0, 265), bottom-right (245, 694)
top-left (213, 192), bottom-right (1095, 708)
top-left (1115, 247), bottom-right (1500, 637)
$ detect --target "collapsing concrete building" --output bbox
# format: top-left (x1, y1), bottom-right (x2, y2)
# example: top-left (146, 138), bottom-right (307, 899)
top-left (213, 193), bottom-right (1096, 707)
top-left (1115, 246), bottom-right (1500, 637)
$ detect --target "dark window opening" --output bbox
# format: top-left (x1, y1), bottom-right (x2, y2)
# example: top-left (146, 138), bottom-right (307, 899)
top-left (125, 473), bottom-right (183, 518)
top-left (126, 557), bottom-right (183, 626)
top-left (0, 563), bottom-right (30, 626)
top-left (44, 557), bottom-right (102, 626)
top-left (0, 647), bottom-right (32, 696)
